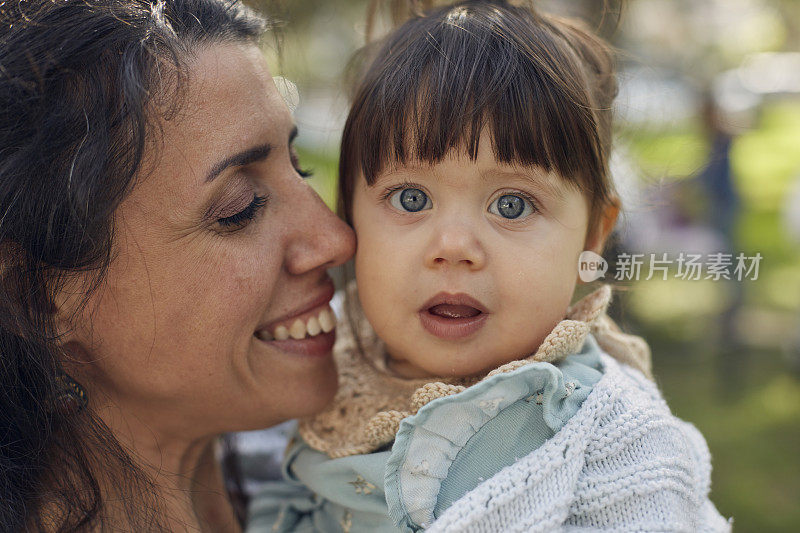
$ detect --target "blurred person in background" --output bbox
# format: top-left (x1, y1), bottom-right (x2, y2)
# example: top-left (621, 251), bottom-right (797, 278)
top-left (698, 92), bottom-right (740, 252)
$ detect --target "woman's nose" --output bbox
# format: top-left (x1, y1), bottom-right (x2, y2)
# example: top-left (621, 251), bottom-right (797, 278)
top-left (424, 221), bottom-right (487, 271)
top-left (284, 182), bottom-right (356, 276)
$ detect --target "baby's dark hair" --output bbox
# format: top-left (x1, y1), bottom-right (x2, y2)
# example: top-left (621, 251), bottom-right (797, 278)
top-left (339, 0), bottom-right (620, 239)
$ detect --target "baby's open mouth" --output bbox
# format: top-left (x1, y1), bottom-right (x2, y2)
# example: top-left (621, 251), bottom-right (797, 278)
top-left (420, 292), bottom-right (488, 316)
top-left (428, 304), bottom-right (482, 319)
top-left (418, 292), bottom-right (489, 340)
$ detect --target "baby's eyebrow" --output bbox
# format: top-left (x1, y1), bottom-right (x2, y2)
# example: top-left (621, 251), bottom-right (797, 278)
top-left (377, 163), bottom-right (431, 180)
top-left (483, 169), bottom-right (570, 201)
top-left (373, 165), bottom-right (573, 203)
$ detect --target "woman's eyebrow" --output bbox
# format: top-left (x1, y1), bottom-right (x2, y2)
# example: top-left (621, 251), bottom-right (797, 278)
top-left (205, 126), bottom-right (299, 183)
top-left (205, 144), bottom-right (272, 182)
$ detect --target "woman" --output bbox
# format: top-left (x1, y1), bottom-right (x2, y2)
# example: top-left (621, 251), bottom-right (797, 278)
top-left (0, 0), bottom-right (355, 530)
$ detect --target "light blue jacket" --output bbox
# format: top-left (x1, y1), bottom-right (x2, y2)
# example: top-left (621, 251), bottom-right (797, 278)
top-left (247, 335), bottom-right (605, 533)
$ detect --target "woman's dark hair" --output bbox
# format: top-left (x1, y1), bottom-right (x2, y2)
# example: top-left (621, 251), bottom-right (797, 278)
top-left (0, 0), bottom-right (265, 529)
top-left (339, 0), bottom-right (620, 238)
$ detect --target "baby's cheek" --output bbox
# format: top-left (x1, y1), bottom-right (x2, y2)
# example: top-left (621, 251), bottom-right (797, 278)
top-left (495, 270), bottom-right (572, 352)
top-left (355, 245), bottom-right (401, 323)
top-left (354, 249), bottom-right (384, 301)
top-left (497, 301), bottom-right (552, 350)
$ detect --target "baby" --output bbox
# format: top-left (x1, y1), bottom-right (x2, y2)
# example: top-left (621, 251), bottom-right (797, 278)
top-left (248, 1), bottom-right (730, 531)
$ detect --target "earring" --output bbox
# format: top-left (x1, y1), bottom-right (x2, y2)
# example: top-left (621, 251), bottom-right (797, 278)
top-left (54, 373), bottom-right (88, 415)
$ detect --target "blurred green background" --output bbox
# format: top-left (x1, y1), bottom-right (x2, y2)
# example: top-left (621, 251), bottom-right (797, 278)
top-left (252, 1), bottom-right (800, 530)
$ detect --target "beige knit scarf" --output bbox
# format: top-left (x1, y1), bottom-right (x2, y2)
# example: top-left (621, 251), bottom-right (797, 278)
top-left (298, 283), bottom-right (651, 459)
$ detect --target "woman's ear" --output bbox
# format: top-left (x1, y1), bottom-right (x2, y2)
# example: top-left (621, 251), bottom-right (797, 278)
top-left (53, 275), bottom-right (105, 377)
top-left (53, 307), bottom-right (95, 378)
top-left (51, 278), bottom-right (90, 356)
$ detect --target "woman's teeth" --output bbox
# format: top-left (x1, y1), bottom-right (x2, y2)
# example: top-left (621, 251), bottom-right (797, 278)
top-left (258, 307), bottom-right (335, 341)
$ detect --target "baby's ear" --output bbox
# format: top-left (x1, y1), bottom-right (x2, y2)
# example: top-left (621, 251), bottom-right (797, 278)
top-left (576, 200), bottom-right (619, 285)
top-left (584, 200), bottom-right (620, 255)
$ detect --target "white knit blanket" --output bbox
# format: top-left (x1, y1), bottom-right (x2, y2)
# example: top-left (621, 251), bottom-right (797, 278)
top-left (427, 354), bottom-right (732, 533)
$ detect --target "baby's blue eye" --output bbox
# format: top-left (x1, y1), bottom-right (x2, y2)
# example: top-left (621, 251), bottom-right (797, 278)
top-left (489, 194), bottom-right (533, 219)
top-left (389, 188), bottom-right (431, 212)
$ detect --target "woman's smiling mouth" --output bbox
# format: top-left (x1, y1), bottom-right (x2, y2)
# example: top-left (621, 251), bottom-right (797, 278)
top-left (255, 306), bottom-right (335, 341)
top-left (254, 281), bottom-right (337, 356)
top-left (418, 292), bottom-right (489, 340)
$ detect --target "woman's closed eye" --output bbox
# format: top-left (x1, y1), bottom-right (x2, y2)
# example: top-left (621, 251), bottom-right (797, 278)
top-left (213, 141), bottom-right (307, 232)
top-left (488, 192), bottom-right (537, 220)
top-left (217, 194), bottom-right (268, 229)
top-left (290, 146), bottom-right (313, 178)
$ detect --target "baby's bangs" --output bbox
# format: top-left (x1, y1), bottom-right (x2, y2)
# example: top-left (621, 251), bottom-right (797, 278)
top-left (341, 1), bottom-right (607, 201)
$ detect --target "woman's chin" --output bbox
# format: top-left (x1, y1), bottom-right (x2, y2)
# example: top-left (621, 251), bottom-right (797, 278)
top-left (278, 357), bottom-right (339, 419)
top-left (292, 364), bottom-right (339, 418)
top-left (233, 366), bottom-right (338, 432)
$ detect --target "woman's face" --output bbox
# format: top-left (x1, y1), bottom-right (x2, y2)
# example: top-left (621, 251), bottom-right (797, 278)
top-left (63, 43), bottom-right (355, 436)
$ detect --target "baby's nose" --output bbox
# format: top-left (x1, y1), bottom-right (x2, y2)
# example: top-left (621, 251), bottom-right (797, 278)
top-left (424, 223), bottom-right (486, 270)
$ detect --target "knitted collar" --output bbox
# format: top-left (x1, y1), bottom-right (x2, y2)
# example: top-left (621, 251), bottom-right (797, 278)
top-left (298, 283), bottom-right (651, 459)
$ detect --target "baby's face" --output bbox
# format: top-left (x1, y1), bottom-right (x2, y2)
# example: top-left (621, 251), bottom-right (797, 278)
top-left (351, 132), bottom-right (592, 378)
